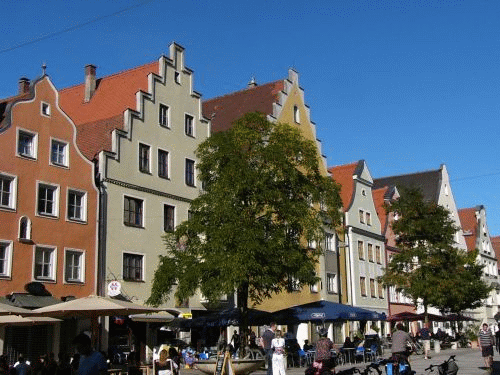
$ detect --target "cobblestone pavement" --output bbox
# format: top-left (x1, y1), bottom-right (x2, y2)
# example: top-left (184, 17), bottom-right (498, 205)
top-left (185, 348), bottom-right (500, 375)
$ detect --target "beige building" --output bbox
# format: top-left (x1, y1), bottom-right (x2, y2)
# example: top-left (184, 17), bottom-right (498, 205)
top-left (60, 43), bottom-right (210, 357)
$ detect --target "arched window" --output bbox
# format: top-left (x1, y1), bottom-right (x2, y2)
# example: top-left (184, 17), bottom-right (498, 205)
top-left (19, 216), bottom-right (31, 241)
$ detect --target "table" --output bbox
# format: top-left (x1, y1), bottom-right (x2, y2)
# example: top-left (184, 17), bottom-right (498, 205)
top-left (341, 348), bottom-right (356, 364)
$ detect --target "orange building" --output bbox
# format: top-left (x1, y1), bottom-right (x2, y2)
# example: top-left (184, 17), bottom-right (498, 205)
top-left (0, 74), bottom-right (99, 302)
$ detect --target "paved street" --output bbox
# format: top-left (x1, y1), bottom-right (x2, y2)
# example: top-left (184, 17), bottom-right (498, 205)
top-left (184, 348), bottom-right (500, 375)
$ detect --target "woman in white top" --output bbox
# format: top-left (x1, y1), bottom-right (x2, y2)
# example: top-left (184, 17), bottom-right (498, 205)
top-left (271, 329), bottom-right (286, 375)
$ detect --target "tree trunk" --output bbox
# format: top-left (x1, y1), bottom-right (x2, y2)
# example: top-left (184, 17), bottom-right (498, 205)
top-left (237, 282), bottom-right (249, 357)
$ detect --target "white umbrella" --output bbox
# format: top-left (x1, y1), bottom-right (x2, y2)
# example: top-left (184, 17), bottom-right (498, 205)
top-left (130, 311), bottom-right (176, 323)
top-left (0, 315), bottom-right (61, 326)
top-left (0, 302), bottom-right (34, 316)
top-left (31, 295), bottom-right (160, 318)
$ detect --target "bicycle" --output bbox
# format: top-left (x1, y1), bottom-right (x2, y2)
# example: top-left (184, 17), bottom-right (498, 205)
top-left (424, 355), bottom-right (458, 375)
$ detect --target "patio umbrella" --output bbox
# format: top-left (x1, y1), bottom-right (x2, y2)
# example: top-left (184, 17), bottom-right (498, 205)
top-left (444, 313), bottom-right (478, 322)
top-left (0, 302), bottom-right (34, 316)
top-left (129, 310), bottom-right (176, 323)
top-left (31, 295), bottom-right (160, 318)
top-left (186, 307), bottom-right (274, 327)
top-left (387, 312), bottom-right (419, 322)
top-left (272, 300), bottom-right (386, 324)
top-left (0, 315), bottom-right (61, 326)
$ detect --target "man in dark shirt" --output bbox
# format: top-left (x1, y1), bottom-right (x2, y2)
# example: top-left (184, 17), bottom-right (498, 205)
top-left (418, 322), bottom-right (431, 360)
top-left (261, 323), bottom-right (276, 375)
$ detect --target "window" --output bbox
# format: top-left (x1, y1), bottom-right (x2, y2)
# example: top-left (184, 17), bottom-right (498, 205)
top-left (0, 174), bottom-right (16, 210)
top-left (370, 278), bottom-right (376, 297)
top-left (310, 283), bottom-right (319, 293)
top-left (368, 243), bottom-right (374, 262)
top-left (164, 204), bottom-right (175, 232)
top-left (41, 102), bottom-right (50, 117)
top-left (19, 216), bottom-right (31, 241)
top-left (378, 281), bottom-right (384, 299)
top-left (123, 253), bottom-right (143, 281)
top-left (124, 196), bottom-right (143, 227)
top-left (293, 105), bottom-right (300, 123)
top-left (68, 189), bottom-right (86, 222)
top-left (375, 245), bottom-right (382, 264)
top-left (17, 130), bottom-right (37, 158)
top-left (185, 159), bottom-right (195, 186)
top-left (288, 276), bottom-right (300, 291)
top-left (37, 183), bottom-right (59, 217)
top-left (366, 212), bottom-right (371, 226)
top-left (360, 276), bottom-right (366, 296)
top-left (359, 209), bottom-right (364, 224)
top-left (158, 149), bottom-right (169, 179)
top-left (0, 241), bottom-right (12, 277)
top-left (139, 143), bottom-right (150, 173)
top-left (307, 239), bottom-right (316, 249)
top-left (324, 233), bottom-right (334, 251)
top-left (50, 140), bottom-right (68, 167)
top-left (159, 104), bottom-right (169, 128)
top-left (34, 246), bottom-right (56, 281)
top-left (327, 273), bottom-right (337, 293)
top-left (185, 114), bottom-right (194, 136)
top-left (174, 71), bottom-right (180, 84)
top-left (358, 240), bottom-right (364, 260)
top-left (65, 250), bottom-right (84, 283)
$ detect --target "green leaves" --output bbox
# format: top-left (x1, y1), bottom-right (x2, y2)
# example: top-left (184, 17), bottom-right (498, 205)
top-left (147, 112), bottom-right (343, 308)
top-left (381, 187), bottom-right (491, 315)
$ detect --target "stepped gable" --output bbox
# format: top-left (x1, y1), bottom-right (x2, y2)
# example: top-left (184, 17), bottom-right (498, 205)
top-left (458, 207), bottom-right (478, 252)
top-left (59, 61), bottom-right (158, 159)
top-left (372, 168), bottom-right (442, 203)
top-left (203, 80), bottom-right (284, 133)
top-left (327, 162), bottom-right (360, 210)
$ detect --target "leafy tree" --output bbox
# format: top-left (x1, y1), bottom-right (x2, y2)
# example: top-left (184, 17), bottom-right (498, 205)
top-left (147, 112), bottom-right (343, 350)
top-left (381, 187), bottom-right (491, 321)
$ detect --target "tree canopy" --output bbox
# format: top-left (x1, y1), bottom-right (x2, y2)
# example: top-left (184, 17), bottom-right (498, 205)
top-left (147, 112), bottom-right (343, 317)
top-left (381, 187), bottom-right (491, 318)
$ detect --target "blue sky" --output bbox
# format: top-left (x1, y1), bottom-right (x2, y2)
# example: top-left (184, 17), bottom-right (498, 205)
top-left (1, 0), bottom-right (499, 235)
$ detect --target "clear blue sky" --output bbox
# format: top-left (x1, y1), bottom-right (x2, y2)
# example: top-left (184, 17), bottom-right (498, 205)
top-left (1, 0), bottom-right (499, 235)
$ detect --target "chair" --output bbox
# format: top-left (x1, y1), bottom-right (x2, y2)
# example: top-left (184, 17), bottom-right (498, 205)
top-left (364, 344), bottom-right (378, 362)
top-left (298, 349), bottom-right (307, 367)
top-left (305, 351), bottom-right (315, 366)
top-left (355, 346), bottom-right (365, 363)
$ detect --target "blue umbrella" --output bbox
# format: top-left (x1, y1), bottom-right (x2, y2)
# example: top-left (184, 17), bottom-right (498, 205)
top-left (272, 300), bottom-right (386, 323)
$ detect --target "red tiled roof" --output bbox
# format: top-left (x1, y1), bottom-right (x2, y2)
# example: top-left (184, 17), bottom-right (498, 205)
top-left (328, 162), bottom-right (359, 210)
top-left (0, 92), bottom-right (30, 129)
top-left (492, 237), bottom-right (500, 266)
top-left (59, 61), bottom-right (158, 158)
top-left (458, 207), bottom-right (477, 252)
top-left (373, 187), bottom-right (389, 234)
top-left (202, 81), bottom-right (284, 133)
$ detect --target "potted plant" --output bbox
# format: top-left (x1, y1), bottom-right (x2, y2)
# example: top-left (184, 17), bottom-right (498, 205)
top-left (465, 324), bottom-right (480, 348)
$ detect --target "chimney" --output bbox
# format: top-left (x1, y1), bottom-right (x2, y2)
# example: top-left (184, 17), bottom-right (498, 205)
top-left (84, 64), bottom-right (97, 102)
top-left (18, 77), bottom-right (30, 94)
top-left (247, 77), bottom-right (257, 88)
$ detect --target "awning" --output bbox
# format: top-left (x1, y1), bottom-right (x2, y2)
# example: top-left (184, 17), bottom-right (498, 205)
top-left (186, 307), bottom-right (275, 328)
top-left (272, 300), bottom-right (386, 323)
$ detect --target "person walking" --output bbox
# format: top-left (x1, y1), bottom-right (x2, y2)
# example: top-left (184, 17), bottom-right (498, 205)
top-left (260, 322), bottom-right (276, 375)
top-left (271, 330), bottom-right (286, 375)
top-left (479, 323), bottom-right (495, 371)
top-left (313, 328), bottom-right (337, 374)
top-left (418, 322), bottom-right (432, 360)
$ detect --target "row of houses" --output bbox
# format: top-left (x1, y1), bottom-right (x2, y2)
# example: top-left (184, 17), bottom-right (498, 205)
top-left (0, 42), bottom-right (498, 360)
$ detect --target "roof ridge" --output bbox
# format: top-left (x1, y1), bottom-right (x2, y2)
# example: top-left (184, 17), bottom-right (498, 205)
top-left (203, 79), bottom-right (283, 103)
top-left (60, 60), bottom-right (158, 92)
top-left (374, 166), bottom-right (441, 180)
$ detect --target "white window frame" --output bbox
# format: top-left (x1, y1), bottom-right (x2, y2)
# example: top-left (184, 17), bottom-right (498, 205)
top-left (17, 128), bottom-right (38, 159)
top-left (33, 245), bottom-right (57, 282)
top-left (41, 102), bottom-right (51, 117)
top-left (0, 172), bottom-right (17, 211)
top-left (184, 113), bottom-right (195, 137)
top-left (64, 248), bottom-right (85, 283)
top-left (159, 103), bottom-right (170, 128)
top-left (139, 142), bottom-right (151, 174)
top-left (122, 251), bottom-right (145, 282)
top-left (36, 182), bottom-right (60, 218)
top-left (18, 216), bottom-right (31, 241)
top-left (158, 148), bottom-right (170, 179)
top-left (50, 138), bottom-right (69, 167)
top-left (67, 188), bottom-right (87, 222)
top-left (324, 233), bottom-right (334, 252)
top-left (185, 158), bottom-right (196, 187)
top-left (326, 273), bottom-right (338, 294)
top-left (123, 195), bottom-right (144, 228)
top-left (0, 241), bottom-right (13, 278)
